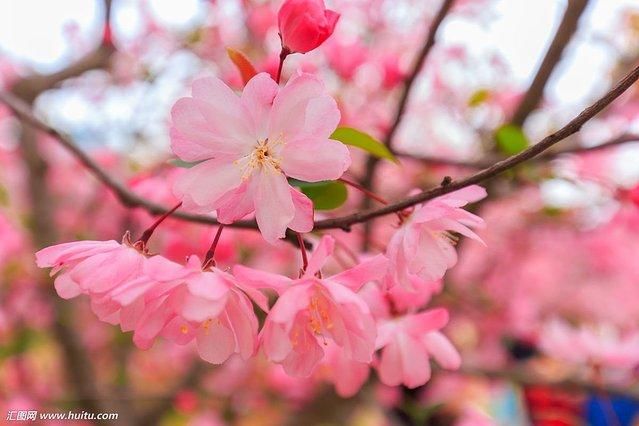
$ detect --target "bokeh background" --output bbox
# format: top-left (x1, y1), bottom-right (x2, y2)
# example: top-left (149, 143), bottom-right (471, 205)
top-left (2, 0), bottom-right (639, 425)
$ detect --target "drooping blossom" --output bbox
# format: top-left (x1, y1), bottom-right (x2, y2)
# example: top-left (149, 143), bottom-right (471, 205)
top-left (116, 255), bottom-right (265, 364)
top-left (386, 185), bottom-right (486, 289)
top-left (35, 234), bottom-right (146, 302)
top-left (234, 235), bottom-right (387, 377)
top-left (376, 308), bottom-right (461, 388)
top-left (278, 0), bottom-right (339, 54)
top-left (318, 341), bottom-right (370, 397)
top-left (171, 72), bottom-right (351, 243)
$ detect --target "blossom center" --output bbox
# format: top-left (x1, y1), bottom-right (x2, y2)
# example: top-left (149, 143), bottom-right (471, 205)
top-left (237, 137), bottom-right (285, 180)
top-left (308, 294), bottom-right (333, 336)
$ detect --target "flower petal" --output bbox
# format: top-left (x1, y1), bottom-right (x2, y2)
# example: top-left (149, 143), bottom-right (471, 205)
top-left (252, 168), bottom-right (295, 243)
top-left (280, 137), bottom-right (351, 182)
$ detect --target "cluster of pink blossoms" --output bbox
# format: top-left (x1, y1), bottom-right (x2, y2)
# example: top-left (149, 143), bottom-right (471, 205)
top-left (34, 0), bottom-right (488, 395)
top-left (36, 182), bottom-right (485, 394)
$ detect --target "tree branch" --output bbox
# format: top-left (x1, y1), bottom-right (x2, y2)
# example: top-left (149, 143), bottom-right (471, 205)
top-left (395, 132), bottom-right (639, 169)
top-left (313, 63), bottom-right (639, 230)
top-left (359, 0), bottom-right (456, 247)
top-left (2, 64), bottom-right (638, 234)
top-left (510, 0), bottom-right (589, 127)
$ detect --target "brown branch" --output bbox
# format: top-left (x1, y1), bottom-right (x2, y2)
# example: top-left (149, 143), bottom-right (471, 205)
top-left (510, 0), bottom-right (589, 127)
top-left (313, 63), bottom-right (639, 230)
top-left (385, 0), bottom-right (456, 150)
top-left (395, 132), bottom-right (639, 169)
top-left (360, 0), bottom-right (456, 248)
top-left (3, 62), bottom-right (639, 235)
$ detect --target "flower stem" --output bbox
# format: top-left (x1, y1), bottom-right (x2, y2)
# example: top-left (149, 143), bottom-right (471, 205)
top-left (339, 177), bottom-right (388, 205)
top-left (202, 225), bottom-right (225, 269)
top-left (137, 202), bottom-right (183, 245)
top-left (296, 232), bottom-right (308, 272)
top-left (276, 47), bottom-right (290, 84)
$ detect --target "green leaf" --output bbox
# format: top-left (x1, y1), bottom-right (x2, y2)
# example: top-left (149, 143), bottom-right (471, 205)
top-left (495, 124), bottom-right (529, 155)
top-left (168, 159), bottom-right (203, 168)
top-left (290, 180), bottom-right (348, 210)
top-left (330, 127), bottom-right (397, 163)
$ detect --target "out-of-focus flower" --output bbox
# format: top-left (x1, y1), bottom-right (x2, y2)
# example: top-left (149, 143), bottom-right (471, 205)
top-left (386, 185), bottom-right (486, 289)
top-left (171, 72), bottom-right (350, 243)
top-left (235, 236), bottom-right (387, 377)
top-left (539, 319), bottom-right (639, 369)
top-left (376, 308), bottom-right (460, 388)
top-left (278, 0), bottom-right (339, 54)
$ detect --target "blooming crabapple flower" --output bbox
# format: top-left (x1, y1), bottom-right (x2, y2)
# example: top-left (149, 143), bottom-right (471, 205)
top-left (386, 185), bottom-right (486, 290)
top-left (375, 308), bottom-right (461, 388)
top-left (234, 235), bottom-right (387, 377)
top-left (278, 0), bottom-right (339, 54)
top-left (171, 72), bottom-right (351, 243)
top-left (123, 256), bottom-right (265, 364)
top-left (35, 234), bottom-right (145, 302)
top-left (539, 319), bottom-right (639, 369)
top-left (319, 341), bottom-right (370, 397)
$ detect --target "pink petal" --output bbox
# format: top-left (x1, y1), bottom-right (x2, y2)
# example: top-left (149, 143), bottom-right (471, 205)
top-left (173, 158), bottom-right (243, 211)
top-left (233, 265), bottom-right (294, 294)
top-left (170, 98), bottom-right (247, 161)
top-left (304, 235), bottom-right (335, 277)
top-left (241, 73), bottom-right (278, 140)
top-left (191, 77), bottom-right (254, 145)
top-left (216, 181), bottom-right (255, 224)
top-left (252, 168), bottom-right (295, 244)
top-left (288, 187), bottom-right (314, 233)
top-left (423, 331), bottom-right (461, 370)
top-left (53, 273), bottom-right (82, 299)
top-left (269, 73), bottom-right (325, 137)
top-left (196, 320), bottom-right (236, 364)
top-left (280, 137), bottom-right (351, 182)
top-left (330, 254), bottom-right (388, 292)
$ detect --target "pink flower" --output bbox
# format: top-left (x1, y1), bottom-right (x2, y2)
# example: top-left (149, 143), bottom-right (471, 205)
top-left (124, 256), bottom-right (265, 364)
top-left (319, 341), bottom-right (370, 397)
top-left (171, 72), bottom-right (351, 243)
top-left (278, 0), bottom-right (339, 54)
top-left (376, 308), bottom-right (460, 388)
top-left (234, 236), bottom-right (387, 377)
top-left (35, 234), bottom-right (145, 302)
top-left (386, 185), bottom-right (486, 289)
top-left (539, 319), bottom-right (639, 370)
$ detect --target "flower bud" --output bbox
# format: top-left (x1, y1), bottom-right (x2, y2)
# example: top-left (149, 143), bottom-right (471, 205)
top-left (278, 0), bottom-right (339, 54)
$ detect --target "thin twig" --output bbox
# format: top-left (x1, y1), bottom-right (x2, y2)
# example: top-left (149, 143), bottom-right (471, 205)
top-left (313, 63), bottom-right (639, 230)
top-left (395, 133), bottom-right (639, 169)
top-left (510, 0), bottom-right (589, 126)
top-left (360, 0), bottom-right (456, 247)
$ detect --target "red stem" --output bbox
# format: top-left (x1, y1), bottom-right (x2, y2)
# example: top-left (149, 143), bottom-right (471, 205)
top-left (296, 232), bottom-right (308, 272)
top-left (137, 201), bottom-right (182, 244)
top-left (202, 225), bottom-right (225, 269)
top-left (339, 177), bottom-right (388, 205)
top-left (276, 47), bottom-right (290, 84)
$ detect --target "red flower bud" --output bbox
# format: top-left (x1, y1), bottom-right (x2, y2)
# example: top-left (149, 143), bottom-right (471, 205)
top-left (277, 0), bottom-right (339, 54)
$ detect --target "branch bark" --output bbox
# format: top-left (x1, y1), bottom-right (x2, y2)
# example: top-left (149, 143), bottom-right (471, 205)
top-left (510, 0), bottom-right (589, 127)
top-left (396, 132), bottom-right (639, 169)
top-left (359, 0), bottom-right (456, 247)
